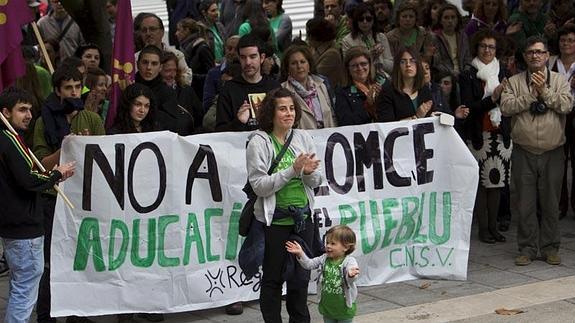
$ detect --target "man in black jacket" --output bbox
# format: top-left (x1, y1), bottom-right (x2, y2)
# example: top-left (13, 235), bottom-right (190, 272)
top-left (215, 34), bottom-right (280, 132)
top-left (136, 45), bottom-right (195, 135)
top-left (0, 88), bottom-right (75, 323)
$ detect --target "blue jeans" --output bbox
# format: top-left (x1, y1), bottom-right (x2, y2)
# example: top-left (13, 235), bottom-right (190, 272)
top-left (323, 317), bottom-right (353, 323)
top-left (3, 236), bottom-right (44, 323)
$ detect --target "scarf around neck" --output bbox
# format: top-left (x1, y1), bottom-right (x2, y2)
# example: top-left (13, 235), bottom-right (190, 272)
top-left (471, 57), bottom-right (500, 98)
top-left (289, 76), bottom-right (324, 125)
top-left (471, 57), bottom-right (501, 126)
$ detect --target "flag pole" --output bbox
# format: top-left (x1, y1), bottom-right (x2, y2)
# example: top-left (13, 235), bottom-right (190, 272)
top-left (31, 21), bottom-right (55, 74)
top-left (0, 112), bottom-right (74, 209)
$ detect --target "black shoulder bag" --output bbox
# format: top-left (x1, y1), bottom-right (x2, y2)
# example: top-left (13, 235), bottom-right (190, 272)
top-left (239, 130), bottom-right (294, 237)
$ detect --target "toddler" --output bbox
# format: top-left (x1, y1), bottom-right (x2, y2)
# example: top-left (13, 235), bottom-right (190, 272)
top-left (286, 225), bottom-right (359, 323)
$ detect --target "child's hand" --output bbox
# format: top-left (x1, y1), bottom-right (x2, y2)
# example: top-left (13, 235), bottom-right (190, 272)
top-left (348, 266), bottom-right (360, 278)
top-left (285, 241), bottom-right (304, 257)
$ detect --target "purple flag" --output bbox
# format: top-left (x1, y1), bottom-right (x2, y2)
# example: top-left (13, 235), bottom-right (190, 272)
top-left (0, 0), bottom-right (35, 92)
top-left (106, 0), bottom-right (135, 129)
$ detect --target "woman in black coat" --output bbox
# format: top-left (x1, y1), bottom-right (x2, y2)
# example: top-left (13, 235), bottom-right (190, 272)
top-left (459, 30), bottom-right (510, 244)
top-left (176, 18), bottom-right (216, 101)
top-left (376, 48), bottom-right (433, 122)
top-left (334, 46), bottom-right (386, 126)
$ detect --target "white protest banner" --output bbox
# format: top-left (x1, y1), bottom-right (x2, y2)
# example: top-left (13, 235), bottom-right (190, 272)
top-left (51, 117), bottom-right (478, 316)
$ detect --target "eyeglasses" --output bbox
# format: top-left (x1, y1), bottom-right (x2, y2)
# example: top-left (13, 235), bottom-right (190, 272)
top-left (524, 49), bottom-right (548, 57)
top-left (399, 58), bottom-right (417, 65)
top-left (478, 43), bottom-right (496, 51)
top-left (360, 16), bottom-right (373, 22)
top-left (559, 38), bottom-right (575, 44)
top-left (350, 61), bottom-right (369, 69)
top-left (140, 26), bottom-right (161, 33)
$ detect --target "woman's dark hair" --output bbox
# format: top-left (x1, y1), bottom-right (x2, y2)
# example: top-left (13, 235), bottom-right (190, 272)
top-left (394, 2), bottom-right (418, 29)
top-left (60, 56), bottom-right (84, 72)
top-left (250, 24), bottom-right (275, 57)
top-left (113, 83), bottom-right (156, 133)
top-left (470, 29), bottom-right (499, 57)
top-left (306, 18), bottom-right (336, 42)
top-left (74, 43), bottom-right (103, 67)
top-left (558, 25), bottom-right (575, 39)
top-left (199, 0), bottom-right (218, 14)
top-left (498, 35), bottom-right (517, 58)
top-left (391, 47), bottom-right (424, 93)
top-left (434, 3), bottom-right (463, 31)
top-left (343, 46), bottom-right (373, 86)
top-left (473, 0), bottom-right (507, 23)
top-left (280, 44), bottom-right (316, 82)
top-left (263, 0), bottom-right (284, 15)
top-left (422, 0), bottom-right (447, 28)
top-left (256, 87), bottom-right (302, 133)
top-left (350, 3), bottom-right (377, 39)
top-left (84, 67), bottom-right (107, 90)
top-left (240, 0), bottom-right (269, 31)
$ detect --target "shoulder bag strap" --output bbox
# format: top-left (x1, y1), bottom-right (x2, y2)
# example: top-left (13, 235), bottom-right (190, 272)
top-left (267, 129), bottom-right (294, 175)
top-left (58, 18), bottom-right (75, 43)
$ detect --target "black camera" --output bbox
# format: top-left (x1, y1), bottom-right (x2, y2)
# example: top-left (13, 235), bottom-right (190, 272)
top-left (530, 100), bottom-right (548, 115)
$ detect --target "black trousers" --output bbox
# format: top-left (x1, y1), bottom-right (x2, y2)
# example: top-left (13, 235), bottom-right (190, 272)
top-left (37, 194), bottom-right (56, 323)
top-left (260, 217), bottom-right (313, 323)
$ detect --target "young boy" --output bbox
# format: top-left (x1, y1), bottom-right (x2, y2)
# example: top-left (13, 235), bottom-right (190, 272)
top-left (286, 225), bottom-right (360, 323)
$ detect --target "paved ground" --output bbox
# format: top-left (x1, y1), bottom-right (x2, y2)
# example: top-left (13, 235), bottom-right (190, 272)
top-left (1, 215), bottom-right (575, 322)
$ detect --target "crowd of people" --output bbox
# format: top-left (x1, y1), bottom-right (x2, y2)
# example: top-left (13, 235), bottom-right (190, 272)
top-left (1, 0), bottom-right (575, 322)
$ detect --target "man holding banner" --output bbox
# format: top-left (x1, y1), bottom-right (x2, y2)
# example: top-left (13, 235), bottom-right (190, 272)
top-left (0, 88), bottom-right (75, 323)
top-left (33, 66), bottom-right (105, 323)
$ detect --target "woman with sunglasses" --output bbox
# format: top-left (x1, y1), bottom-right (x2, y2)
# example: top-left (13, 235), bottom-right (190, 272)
top-left (376, 48), bottom-right (433, 122)
top-left (342, 3), bottom-right (393, 76)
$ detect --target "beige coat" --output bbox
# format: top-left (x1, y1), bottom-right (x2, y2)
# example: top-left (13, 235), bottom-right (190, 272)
top-left (281, 75), bottom-right (337, 129)
top-left (500, 69), bottom-right (574, 155)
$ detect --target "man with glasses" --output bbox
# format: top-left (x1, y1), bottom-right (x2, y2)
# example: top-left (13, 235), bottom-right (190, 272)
top-left (500, 36), bottom-right (574, 267)
top-left (135, 13), bottom-right (193, 86)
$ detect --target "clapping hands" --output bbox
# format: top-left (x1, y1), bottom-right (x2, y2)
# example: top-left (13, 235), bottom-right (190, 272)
top-left (293, 153), bottom-right (320, 175)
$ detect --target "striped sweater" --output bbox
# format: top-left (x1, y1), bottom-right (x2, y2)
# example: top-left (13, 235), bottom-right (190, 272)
top-left (0, 127), bottom-right (61, 239)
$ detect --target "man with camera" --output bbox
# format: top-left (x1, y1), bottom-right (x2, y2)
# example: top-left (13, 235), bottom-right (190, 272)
top-left (501, 36), bottom-right (574, 267)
